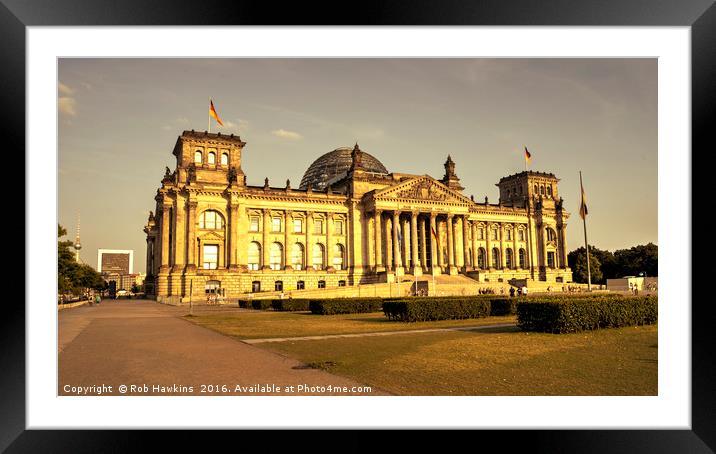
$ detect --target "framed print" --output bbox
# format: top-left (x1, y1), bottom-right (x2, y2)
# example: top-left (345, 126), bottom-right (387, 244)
top-left (6, 0), bottom-right (716, 450)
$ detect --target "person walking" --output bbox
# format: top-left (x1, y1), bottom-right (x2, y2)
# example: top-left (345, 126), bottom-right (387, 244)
top-left (509, 287), bottom-right (515, 298)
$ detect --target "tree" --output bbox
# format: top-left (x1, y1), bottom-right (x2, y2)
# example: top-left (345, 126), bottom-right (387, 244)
top-left (614, 243), bottom-right (658, 277)
top-left (569, 248), bottom-right (603, 284)
top-left (58, 224), bottom-right (106, 295)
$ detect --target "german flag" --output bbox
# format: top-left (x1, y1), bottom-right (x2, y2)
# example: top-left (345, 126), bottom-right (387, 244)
top-left (579, 178), bottom-right (588, 220)
top-left (524, 146), bottom-right (532, 165)
top-left (209, 100), bottom-right (224, 126)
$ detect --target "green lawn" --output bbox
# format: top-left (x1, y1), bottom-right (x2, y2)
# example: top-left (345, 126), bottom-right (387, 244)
top-left (185, 310), bottom-right (516, 339)
top-left (184, 309), bottom-right (657, 396)
top-left (263, 324), bottom-right (658, 396)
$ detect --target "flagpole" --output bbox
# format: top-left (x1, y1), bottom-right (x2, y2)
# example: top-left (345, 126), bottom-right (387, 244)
top-left (580, 171), bottom-right (592, 291)
top-left (208, 98), bottom-right (211, 133)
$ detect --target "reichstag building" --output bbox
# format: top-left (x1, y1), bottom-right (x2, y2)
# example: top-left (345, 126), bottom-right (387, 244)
top-left (144, 130), bottom-right (572, 300)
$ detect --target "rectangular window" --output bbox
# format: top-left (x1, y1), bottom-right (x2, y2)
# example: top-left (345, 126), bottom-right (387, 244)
top-left (249, 217), bottom-right (260, 232)
top-left (272, 218), bottom-right (282, 232)
top-left (296, 281), bottom-right (305, 290)
top-left (314, 220), bottom-right (323, 234)
top-left (547, 252), bottom-right (555, 268)
top-left (293, 219), bottom-right (303, 233)
top-left (519, 230), bottom-right (525, 241)
top-left (202, 245), bottom-right (218, 269)
top-left (506, 230), bottom-right (512, 241)
top-left (335, 220), bottom-right (343, 235)
top-left (491, 229), bottom-right (498, 241)
top-left (318, 280), bottom-right (326, 289)
top-left (478, 228), bottom-right (484, 240)
top-left (251, 281), bottom-right (261, 292)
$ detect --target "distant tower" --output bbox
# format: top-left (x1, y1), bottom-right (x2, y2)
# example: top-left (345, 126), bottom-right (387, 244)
top-left (73, 214), bottom-right (82, 263)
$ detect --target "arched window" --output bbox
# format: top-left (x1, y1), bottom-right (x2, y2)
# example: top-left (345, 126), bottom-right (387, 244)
top-left (269, 242), bottom-right (283, 270)
top-left (547, 185), bottom-right (552, 196)
top-left (546, 228), bottom-right (556, 242)
top-left (221, 153), bottom-right (229, 166)
top-left (477, 248), bottom-right (486, 269)
top-left (199, 210), bottom-right (224, 230)
top-left (492, 247), bottom-right (500, 268)
top-left (291, 243), bottom-right (304, 270)
top-left (333, 244), bottom-right (344, 270)
top-left (505, 248), bottom-right (514, 269)
top-left (247, 242), bottom-right (261, 270)
top-left (312, 243), bottom-right (325, 270)
top-left (194, 150), bottom-right (203, 164)
top-left (534, 184), bottom-right (539, 194)
top-left (540, 185), bottom-right (545, 195)
top-left (519, 248), bottom-right (526, 268)
top-left (208, 151), bottom-right (216, 165)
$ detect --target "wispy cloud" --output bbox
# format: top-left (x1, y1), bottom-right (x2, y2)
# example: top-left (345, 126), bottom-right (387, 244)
top-left (59, 82), bottom-right (74, 95)
top-left (59, 97), bottom-right (77, 116)
top-left (271, 129), bottom-right (302, 140)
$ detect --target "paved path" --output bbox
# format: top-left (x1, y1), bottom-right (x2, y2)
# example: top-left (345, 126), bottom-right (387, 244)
top-left (58, 300), bottom-right (386, 396)
top-left (243, 323), bottom-right (517, 344)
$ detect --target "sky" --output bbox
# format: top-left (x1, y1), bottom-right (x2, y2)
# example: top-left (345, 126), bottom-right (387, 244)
top-left (58, 58), bottom-right (657, 274)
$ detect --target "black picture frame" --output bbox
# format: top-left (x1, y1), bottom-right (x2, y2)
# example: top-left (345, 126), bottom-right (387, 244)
top-left (6, 0), bottom-right (715, 451)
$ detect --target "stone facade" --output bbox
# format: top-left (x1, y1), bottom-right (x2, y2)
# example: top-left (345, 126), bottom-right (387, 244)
top-left (144, 130), bottom-right (572, 301)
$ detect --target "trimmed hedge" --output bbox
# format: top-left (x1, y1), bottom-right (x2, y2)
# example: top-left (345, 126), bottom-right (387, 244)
top-left (383, 297), bottom-right (492, 322)
top-left (251, 300), bottom-right (273, 310)
top-left (516, 295), bottom-right (658, 333)
top-left (488, 297), bottom-right (515, 316)
top-left (308, 298), bottom-right (383, 315)
top-left (271, 299), bottom-right (310, 312)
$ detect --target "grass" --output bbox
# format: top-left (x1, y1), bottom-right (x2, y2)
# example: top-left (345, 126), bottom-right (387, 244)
top-left (185, 310), bottom-right (516, 339)
top-left (263, 324), bottom-right (658, 396)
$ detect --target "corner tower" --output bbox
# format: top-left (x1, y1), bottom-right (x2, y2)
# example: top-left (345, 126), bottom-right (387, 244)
top-left (497, 171), bottom-right (560, 207)
top-left (172, 130), bottom-right (247, 187)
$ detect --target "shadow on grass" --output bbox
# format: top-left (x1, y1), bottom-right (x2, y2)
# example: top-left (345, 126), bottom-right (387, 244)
top-left (293, 361), bottom-right (338, 371)
top-left (461, 325), bottom-right (521, 334)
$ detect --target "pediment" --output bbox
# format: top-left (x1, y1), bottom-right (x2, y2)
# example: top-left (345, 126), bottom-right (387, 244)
top-left (373, 176), bottom-right (472, 204)
top-left (199, 230), bottom-right (225, 240)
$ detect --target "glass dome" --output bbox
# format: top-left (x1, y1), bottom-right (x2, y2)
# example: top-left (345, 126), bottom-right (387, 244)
top-left (299, 147), bottom-right (388, 190)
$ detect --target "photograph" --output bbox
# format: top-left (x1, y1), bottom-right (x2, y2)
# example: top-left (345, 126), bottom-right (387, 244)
top-left (57, 57), bottom-right (659, 398)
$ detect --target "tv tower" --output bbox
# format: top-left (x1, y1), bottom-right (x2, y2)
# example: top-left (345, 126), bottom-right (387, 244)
top-left (73, 213), bottom-right (82, 263)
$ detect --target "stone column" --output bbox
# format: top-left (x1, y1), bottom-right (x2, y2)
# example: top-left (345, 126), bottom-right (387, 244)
top-left (560, 224), bottom-right (568, 269)
top-left (410, 211), bottom-right (421, 276)
top-left (486, 223), bottom-right (492, 270)
top-left (385, 215), bottom-right (393, 270)
top-left (462, 216), bottom-right (470, 271)
top-left (284, 210), bottom-right (292, 270)
top-left (512, 224), bottom-right (518, 269)
top-left (172, 194), bottom-right (185, 271)
top-left (403, 217), bottom-right (410, 268)
top-left (419, 215), bottom-right (427, 272)
top-left (543, 226), bottom-right (550, 269)
top-left (471, 221), bottom-right (479, 270)
top-left (430, 213), bottom-right (439, 275)
top-left (145, 237), bottom-right (152, 277)
top-left (228, 202), bottom-right (239, 269)
top-left (262, 209), bottom-right (270, 270)
top-left (160, 202), bottom-right (171, 270)
top-left (186, 200), bottom-right (198, 271)
top-left (499, 223), bottom-right (506, 269)
top-left (374, 210), bottom-right (383, 271)
top-left (447, 214), bottom-right (457, 275)
top-left (305, 212), bottom-right (313, 270)
top-left (326, 213), bottom-right (334, 271)
top-left (392, 211), bottom-right (402, 272)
